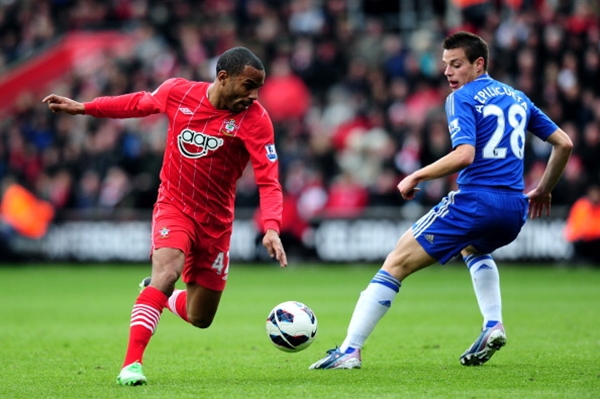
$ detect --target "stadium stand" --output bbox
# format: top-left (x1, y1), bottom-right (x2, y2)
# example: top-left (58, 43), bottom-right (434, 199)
top-left (0, 1), bottom-right (598, 253)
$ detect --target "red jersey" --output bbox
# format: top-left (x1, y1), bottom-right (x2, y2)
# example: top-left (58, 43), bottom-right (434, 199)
top-left (84, 78), bottom-right (282, 232)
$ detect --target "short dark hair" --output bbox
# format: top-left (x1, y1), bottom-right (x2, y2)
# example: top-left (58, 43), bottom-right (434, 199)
top-left (443, 31), bottom-right (489, 71)
top-left (215, 47), bottom-right (264, 77)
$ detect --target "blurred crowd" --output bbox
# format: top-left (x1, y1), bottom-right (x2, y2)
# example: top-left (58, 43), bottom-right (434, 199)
top-left (0, 0), bottom-right (599, 239)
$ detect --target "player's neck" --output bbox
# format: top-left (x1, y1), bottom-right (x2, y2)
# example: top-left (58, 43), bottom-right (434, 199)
top-left (206, 83), bottom-right (221, 109)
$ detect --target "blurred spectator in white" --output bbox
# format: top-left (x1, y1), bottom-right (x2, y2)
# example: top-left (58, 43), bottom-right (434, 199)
top-left (288, 0), bottom-right (325, 36)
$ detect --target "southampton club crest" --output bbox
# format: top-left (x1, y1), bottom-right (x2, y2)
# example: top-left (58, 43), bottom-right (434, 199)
top-left (159, 227), bottom-right (170, 238)
top-left (220, 118), bottom-right (240, 137)
top-left (177, 128), bottom-right (224, 158)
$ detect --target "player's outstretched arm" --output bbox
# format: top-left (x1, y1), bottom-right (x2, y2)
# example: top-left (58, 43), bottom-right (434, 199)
top-left (42, 94), bottom-right (85, 115)
top-left (526, 128), bottom-right (573, 219)
top-left (262, 229), bottom-right (288, 267)
top-left (398, 144), bottom-right (475, 200)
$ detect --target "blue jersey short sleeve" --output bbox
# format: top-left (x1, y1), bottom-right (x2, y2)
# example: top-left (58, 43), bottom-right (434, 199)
top-left (444, 74), bottom-right (558, 190)
top-left (446, 91), bottom-right (476, 148)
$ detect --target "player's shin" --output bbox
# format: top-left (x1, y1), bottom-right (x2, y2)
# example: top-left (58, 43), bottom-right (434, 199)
top-left (122, 286), bottom-right (167, 367)
top-left (464, 254), bottom-right (502, 327)
top-left (340, 269), bottom-right (401, 353)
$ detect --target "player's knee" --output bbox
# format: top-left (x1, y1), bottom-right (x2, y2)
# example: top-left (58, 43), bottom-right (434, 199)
top-left (151, 271), bottom-right (179, 296)
top-left (383, 251), bottom-right (432, 280)
top-left (188, 314), bottom-right (213, 329)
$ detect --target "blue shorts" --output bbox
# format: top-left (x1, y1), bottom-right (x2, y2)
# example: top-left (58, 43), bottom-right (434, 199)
top-left (413, 186), bottom-right (528, 264)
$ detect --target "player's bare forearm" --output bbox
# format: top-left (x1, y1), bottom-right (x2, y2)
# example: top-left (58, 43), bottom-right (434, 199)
top-left (398, 144), bottom-right (474, 200)
top-left (262, 229), bottom-right (288, 267)
top-left (525, 129), bottom-right (573, 219)
top-left (534, 129), bottom-right (573, 195)
top-left (42, 94), bottom-right (85, 115)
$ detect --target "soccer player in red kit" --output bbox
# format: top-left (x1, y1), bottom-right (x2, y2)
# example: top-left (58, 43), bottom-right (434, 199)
top-left (43, 47), bottom-right (288, 386)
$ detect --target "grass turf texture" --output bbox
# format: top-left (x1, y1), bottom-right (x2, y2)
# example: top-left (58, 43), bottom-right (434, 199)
top-left (0, 262), bottom-right (598, 398)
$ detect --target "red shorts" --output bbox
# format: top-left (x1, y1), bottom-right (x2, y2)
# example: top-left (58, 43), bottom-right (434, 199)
top-left (151, 202), bottom-right (231, 291)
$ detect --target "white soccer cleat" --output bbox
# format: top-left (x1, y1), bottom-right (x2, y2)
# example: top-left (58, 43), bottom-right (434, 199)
top-left (309, 347), bottom-right (362, 370)
top-left (460, 321), bottom-right (506, 366)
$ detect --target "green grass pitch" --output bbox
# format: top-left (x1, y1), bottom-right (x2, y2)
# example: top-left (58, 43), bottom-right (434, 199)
top-left (0, 262), bottom-right (598, 398)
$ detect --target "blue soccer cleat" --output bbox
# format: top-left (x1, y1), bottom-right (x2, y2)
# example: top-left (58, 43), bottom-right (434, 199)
top-left (460, 321), bottom-right (506, 366)
top-left (309, 346), bottom-right (362, 370)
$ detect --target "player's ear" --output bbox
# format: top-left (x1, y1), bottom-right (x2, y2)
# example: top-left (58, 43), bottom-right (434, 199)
top-left (216, 70), bottom-right (228, 85)
top-left (475, 57), bottom-right (485, 73)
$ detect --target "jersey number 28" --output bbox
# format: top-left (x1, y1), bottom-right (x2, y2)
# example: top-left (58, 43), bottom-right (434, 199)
top-left (482, 103), bottom-right (526, 160)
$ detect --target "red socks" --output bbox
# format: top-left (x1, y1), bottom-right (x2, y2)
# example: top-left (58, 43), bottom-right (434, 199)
top-left (121, 288), bottom-right (191, 368)
top-left (122, 286), bottom-right (167, 367)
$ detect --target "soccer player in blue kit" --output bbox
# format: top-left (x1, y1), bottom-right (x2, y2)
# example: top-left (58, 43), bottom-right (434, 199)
top-left (310, 31), bottom-right (573, 369)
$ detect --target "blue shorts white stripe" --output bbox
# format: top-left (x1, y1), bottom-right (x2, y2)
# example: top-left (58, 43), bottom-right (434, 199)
top-left (413, 191), bottom-right (456, 237)
top-left (412, 187), bottom-right (528, 264)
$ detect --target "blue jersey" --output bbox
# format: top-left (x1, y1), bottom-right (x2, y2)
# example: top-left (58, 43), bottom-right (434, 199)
top-left (445, 74), bottom-right (558, 190)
